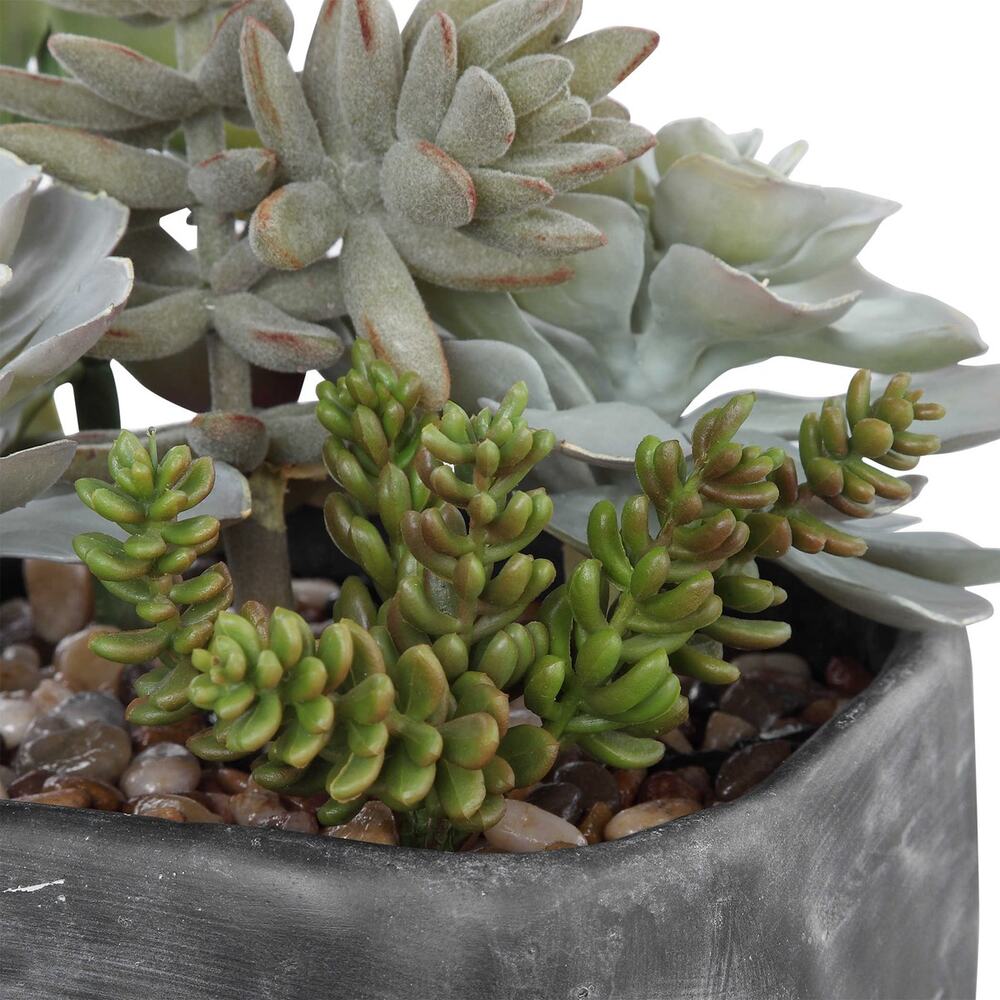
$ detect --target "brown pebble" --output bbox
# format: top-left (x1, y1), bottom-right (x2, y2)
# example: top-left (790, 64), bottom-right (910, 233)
top-left (674, 766), bottom-right (713, 804)
top-left (716, 740), bottom-right (794, 801)
top-left (324, 801), bottom-right (398, 846)
top-left (718, 679), bottom-right (783, 730)
top-left (127, 794), bottom-right (223, 824)
top-left (30, 678), bottom-right (73, 714)
top-left (292, 578), bottom-right (338, 622)
top-left (1, 644), bottom-right (42, 692)
top-left (282, 791), bottom-right (328, 813)
top-left (273, 810), bottom-right (319, 835)
top-left (702, 710), bottom-right (758, 752)
top-left (733, 652), bottom-right (811, 682)
top-left (43, 774), bottom-right (122, 811)
top-left (505, 784), bottom-right (536, 801)
top-left (23, 560), bottom-right (93, 644)
top-left (543, 841), bottom-right (578, 851)
top-left (578, 801), bottom-right (613, 844)
top-left (19, 787), bottom-right (91, 809)
top-left (231, 788), bottom-right (287, 827)
top-left (53, 625), bottom-right (124, 696)
top-left (214, 767), bottom-right (252, 794)
top-left (183, 791), bottom-right (235, 822)
top-left (824, 656), bottom-right (873, 697)
top-left (7, 769), bottom-right (53, 797)
top-left (604, 798), bottom-right (701, 841)
top-left (140, 805), bottom-right (187, 823)
top-left (0, 598), bottom-right (33, 647)
top-left (131, 713), bottom-right (205, 750)
top-left (614, 768), bottom-right (646, 809)
top-left (640, 771), bottom-right (702, 804)
top-left (662, 729), bottom-right (694, 755)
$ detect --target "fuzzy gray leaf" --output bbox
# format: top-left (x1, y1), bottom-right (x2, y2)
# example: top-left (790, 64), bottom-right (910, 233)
top-left (466, 205), bottom-right (605, 257)
top-left (302, 0), bottom-right (349, 156)
top-left (567, 116), bottom-right (655, 160)
top-left (469, 166), bottom-right (554, 219)
top-left (240, 17), bottom-right (324, 180)
top-left (500, 142), bottom-right (626, 191)
top-left (443, 338), bottom-right (554, 412)
top-left (188, 411), bottom-right (269, 473)
top-left (396, 11), bottom-right (458, 142)
top-left (88, 289), bottom-right (211, 361)
top-left (0, 150), bottom-right (39, 263)
top-left (403, 0), bottom-right (493, 52)
top-left (511, 0), bottom-right (581, 57)
top-left (214, 292), bottom-right (346, 373)
top-left (0, 440), bottom-right (76, 515)
top-left (0, 68), bottom-right (154, 131)
top-left (117, 226), bottom-right (199, 288)
top-left (849, 527), bottom-right (1000, 588)
top-left (209, 238), bottom-right (271, 295)
top-left (436, 66), bottom-right (515, 167)
top-left (0, 124), bottom-right (189, 208)
top-left (457, 0), bottom-right (565, 70)
top-left (249, 180), bottom-right (346, 270)
top-left (514, 93), bottom-right (591, 147)
top-left (189, 147), bottom-right (278, 212)
top-left (493, 54), bottom-right (573, 116)
top-left (262, 401), bottom-right (327, 465)
top-left (252, 258), bottom-right (345, 321)
top-left (48, 32), bottom-right (204, 122)
top-left (380, 139), bottom-right (476, 228)
top-left (558, 27), bottom-right (659, 102)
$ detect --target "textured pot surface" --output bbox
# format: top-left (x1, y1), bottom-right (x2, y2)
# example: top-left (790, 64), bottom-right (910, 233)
top-left (0, 627), bottom-right (976, 1000)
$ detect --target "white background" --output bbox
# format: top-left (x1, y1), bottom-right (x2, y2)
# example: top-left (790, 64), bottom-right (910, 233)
top-left (76, 2), bottom-right (998, 994)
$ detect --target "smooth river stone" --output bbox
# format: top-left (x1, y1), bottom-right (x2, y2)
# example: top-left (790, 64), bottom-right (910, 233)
top-left (23, 559), bottom-right (93, 643)
top-left (120, 743), bottom-right (202, 798)
top-left (0, 693), bottom-right (38, 748)
top-left (51, 691), bottom-right (127, 731)
top-left (484, 799), bottom-right (586, 852)
top-left (292, 578), bottom-right (339, 622)
top-left (324, 801), bottom-right (398, 845)
top-left (1, 644), bottom-right (42, 692)
top-left (30, 678), bottom-right (73, 714)
top-left (53, 625), bottom-right (124, 694)
top-left (702, 710), bottom-right (758, 752)
top-left (230, 789), bottom-right (288, 827)
top-left (604, 798), bottom-right (702, 841)
top-left (527, 781), bottom-right (584, 824)
top-left (507, 695), bottom-right (542, 728)
top-left (15, 720), bottom-right (132, 782)
top-left (0, 598), bottom-right (33, 647)
top-left (129, 794), bottom-right (223, 824)
top-left (732, 652), bottom-right (811, 682)
top-left (554, 760), bottom-right (621, 812)
top-left (715, 739), bottom-right (793, 802)
top-left (824, 655), bottom-right (873, 697)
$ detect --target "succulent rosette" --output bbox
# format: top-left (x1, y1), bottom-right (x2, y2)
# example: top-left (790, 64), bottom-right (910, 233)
top-left (435, 118), bottom-right (1000, 628)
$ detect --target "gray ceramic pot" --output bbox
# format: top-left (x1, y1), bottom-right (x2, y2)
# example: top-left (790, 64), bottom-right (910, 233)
top-left (0, 625), bottom-right (976, 1000)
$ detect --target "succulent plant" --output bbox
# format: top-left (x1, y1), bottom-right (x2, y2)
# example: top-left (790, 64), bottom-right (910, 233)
top-left (429, 118), bottom-right (1000, 628)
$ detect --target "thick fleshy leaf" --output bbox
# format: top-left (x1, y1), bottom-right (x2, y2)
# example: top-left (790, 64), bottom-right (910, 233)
top-left (421, 284), bottom-right (593, 409)
top-left (469, 167), bottom-right (554, 219)
top-left (778, 548), bottom-right (993, 630)
top-left (341, 215), bottom-right (449, 407)
top-left (510, 0), bottom-right (582, 57)
top-left (652, 153), bottom-right (900, 284)
top-left (466, 205), bottom-right (605, 257)
top-left (443, 338), bottom-right (554, 412)
top-left (187, 411), bottom-right (269, 473)
top-left (396, 11), bottom-right (458, 142)
top-left (436, 67), bottom-right (515, 167)
top-left (492, 54), bottom-right (573, 116)
top-left (558, 27), bottom-right (659, 102)
top-left (252, 258), bottom-right (345, 321)
top-left (654, 118), bottom-right (742, 175)
top-left (850, 527), bottom-right (1000, 587)
top-left (499, 142), bottom-right (626, 192)
top-left (513, 95), bottom-right (591, 147)
top-left (88, 289), bottom-right (210, 361)
top-left (302, 0), bottom-right (348, 155)
top-left (384, 214), bottom-right (575, 291)
top-left (402, 0), bottom-right (493, 52)
top-left (0, 461), bottom-right (251, 562)
top-left (0, 124), bottom-right (189, 208)
top-left (0, 67), bottom-right (155, 131)
top-left (116, 226), bottom-right (199, 288)
top-left (261, 401), bottom-right (327, 465)
top-left (457, 0), bottom-right (565, 70)
top-left (189, 147), bottom-right (278, 213)
top-left (337, 0), bottom-right (403, 155)
top-left (209, 238), bottom-right (271, 295)
top-left (567, 117), bottom-right (655, 161)
top-left (515, 192), bottom-right (644, 361)
top-left (380, 139), bottom-right (476, 228)
top-left (249, 180), bottom-right (346, 271)
top-left (197, 0), bottom-right (294, 108)
top-left (240, 17), bottom-right (324, 180)
top-left (0, 149), bottom-right (40, 262)
top-left (213, 293), bottom-right (346, 372)
top-left (522, 402), bottom-right (684, 469)
top-left (48, 32), bottom-right (204, 122)
top-left (0, 440), bottom-right (76, 515)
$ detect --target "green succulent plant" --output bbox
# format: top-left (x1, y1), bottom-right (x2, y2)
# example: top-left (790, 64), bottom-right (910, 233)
top-left (431, 117), bottom-right (1000, 628)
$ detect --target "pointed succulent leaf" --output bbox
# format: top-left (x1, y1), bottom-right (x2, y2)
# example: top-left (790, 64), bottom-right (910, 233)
top-left (567, 116), bottom-right (655, 160)
top-left (443, 339), bottom-right (554, 413)
top-left (492, 54), bottom-right (573, 116)
top-left (468, 167), bottom-right (554, 219)
top-left (249, 180), bottom-right (346, 270)
top-left (0, 68), bottom-right (155, 131)
top-left (466, 205), bottom-right (605, 257)
top-left (511, 0), bottom-right (581, 56)
top-left (189, 148), bottom-right (279, 213)
top-left (457, 0), bottom-right (565, 70)
top-left (188, 412), bottom-right (269, 473)
top-left (240, 17), bottom-right (325, 181)
top-left (87, 289), bottom-right (211, 361)
top-left (513, 94), bottom-right (592, 147)
top-left (341, 215), bottom-right (449, 408)
top-left (253, 258), bottom-right (345, 322)
top-left (197, 0), bottom-right (294, 108)
top-left (45, 1), bottom-right (151, 13)
top-left (117, 226), bottom-right (199, 288)
top-left (47, 32), bottom-right (204, 122)
top-left (396, 11), bottom-right (458, 142)
top-left (0, 151), bottom-right (39, 264)
top-left (558, 26), bottom-right (659, 102)
top-left (302, 0), bottom-right (349, 155)
top-left (0, 440), bottom-right (76, 515)
top-left (402, 0), bottom-right (493, 51)
top-left (654, 118), bottom-right (748, 177)
top-left (436, 66), bottom-right (515, 167)
top-left (499, 142), bottom-right (626, 192)
top-left (337, 0), bottom-right (404, 155)
top-left (213, 293), bottom-right (346, 373)
top-left (262, 402), bottom-right (328, 465)
top-left (384, 215), bottom-right (575, 291)
top-left (209, 239), bottom-right (271, 295)
top-left (380, 139), bottom-right (477, 228)
top-left (0, 124), bottom-right (189, 208)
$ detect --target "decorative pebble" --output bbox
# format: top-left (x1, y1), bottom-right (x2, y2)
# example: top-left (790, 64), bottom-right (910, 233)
top-left (131, 713), bottom-right (204, 750)
top-left (824, 656), bottom-right (873, 697)
top-left (483, 799), bottom-right (586, 852)
top-left (18, 787), bottom-right (92, 809)
top-left (715, 740), bottom-right (793, 802)
top-left (702, 710), bottom-right (757, 752)
top-left (604, 798), bottom-right (702, 840)
top-left (128, 794), bottom-right (223, 824)
top-left (15, 720), bottom-right (132, 782)
top-left (640, 771), bottom-right (702, 804)
top-left (673, 766), bottom-right (713, 804)
top-left (43, 774), bottom-right (123, 811)
top-left (120, 743), bottom-right (201, 798)
top-left (213, 767), bottom-right (252, 794)
top-left (30, 678), bottom-right (73, 714)
top-left (7, 769), bottom-right (52, 798)
top-left (0, 598), bottom-right (33, 647)
top-left (613, 767), bottom-right (646, 810)
top-left (324, 801), bottom-right (398, 845)
top-left (53, 625), bottom-right (125, 695)
top-left (1, 644), bottom-right (41, 692)
top-left (231, 788), bottom-right (287, 827)
top-left (23, 559), bottom-right (93, 643)
top-left (801, 698), bottom-right (844, 726)
top-left (578, 801), bottom-right (613, 844)
top-left (526, 781), bottom-right (584, 824)
top-left (0, 693), bottom-right (38, 747)
top-left (51, 691), bottom-right (127, 731)
top-left (292, 578), bottom-right (339, 622)
top-left (554, 760), bottom-right (621, 812)
top-left (733, 652), bottom-right (811, 682)
top-left (718, 679), bottom-right (783, 730)
top-left (662, 728), bottom-right (693, 754)
top-left (274, 810), bottom-right (319, 835)
top-left (507, 695), bottom-right (542, 728)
